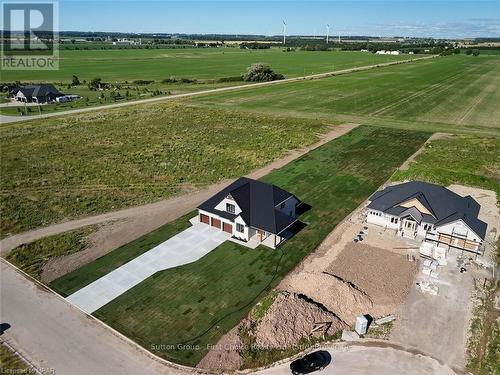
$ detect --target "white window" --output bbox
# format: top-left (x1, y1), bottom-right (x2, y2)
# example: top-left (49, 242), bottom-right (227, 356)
top-left (226, 203), bottom-right (235, 214)
top-left (236, 223), bottom-right (244, 233)
top-left (391, 217), bottom-right (398, 224)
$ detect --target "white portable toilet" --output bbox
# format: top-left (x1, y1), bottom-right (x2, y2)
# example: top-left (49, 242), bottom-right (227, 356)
top-left (355, 315), bottom-right (368, 335)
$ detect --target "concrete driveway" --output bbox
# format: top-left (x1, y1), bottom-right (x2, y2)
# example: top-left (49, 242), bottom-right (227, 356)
top-left (67, 222), bottom-right (229, 314)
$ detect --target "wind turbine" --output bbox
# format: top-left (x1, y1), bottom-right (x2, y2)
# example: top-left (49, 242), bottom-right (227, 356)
top-left (326, 24), bottom-right (330, 44)
top-left (282, 20), bottom-right (286, 45)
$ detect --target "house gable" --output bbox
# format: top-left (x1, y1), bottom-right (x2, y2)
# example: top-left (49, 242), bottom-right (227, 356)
top-left (435, 219), bottom-right (483, 242)
top-left (214, 194), bottom-right (242, 215)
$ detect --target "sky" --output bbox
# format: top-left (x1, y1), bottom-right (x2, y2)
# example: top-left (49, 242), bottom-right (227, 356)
top-left (57, 1), bottom-right (500, 38)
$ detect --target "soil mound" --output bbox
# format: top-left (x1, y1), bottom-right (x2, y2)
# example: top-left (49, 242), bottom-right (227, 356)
top-left (197, 324), bottom-right (243, 371)
top-left (254, 292), bottom-right (346, 349)
top-left (280, 271), bottom-right (374, 324)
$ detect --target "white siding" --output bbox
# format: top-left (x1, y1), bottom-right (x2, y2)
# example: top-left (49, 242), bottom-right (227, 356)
top-left (436, 220), bottom-right (482, 243)
top-left (214, 196), bottom-right (242, 215)
top-left (234, 215), bottom-right (249, 241)
top-left (198, 209), bottom-right (238, 238)
top-left (366, 209), bottom-right (399, 229)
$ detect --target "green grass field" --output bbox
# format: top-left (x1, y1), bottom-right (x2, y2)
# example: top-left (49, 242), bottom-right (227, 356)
top-left (0, 103), bottom-right (329, 236)
top-left (0, 48), bottom-right (415, 83)
top-left (0, 345), bottom-right (30, 372)
top-left (51, 126), bottom-right (429, 366)
top-left (0, 80), bottom-right (244, 117)
top-left (6, 226), bottom-right (95, 280)
top-left (189, 55), bottom-right (500, 133)
top-left (392, 135), bottom-right (500, 197)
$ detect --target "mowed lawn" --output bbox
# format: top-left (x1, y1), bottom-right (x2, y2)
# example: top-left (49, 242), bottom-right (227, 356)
top-left (189, 55), bottom-right (500, 132)
top-left (52, 126), bottom-right (429, 366)
top-left (1, 48), bottom-right (414, 83)
top-left (0, 103), bottom-right (328, 236)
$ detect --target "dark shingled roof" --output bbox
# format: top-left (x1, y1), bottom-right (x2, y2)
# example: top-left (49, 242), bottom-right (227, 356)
top-left (18, 84), bottom-right (60, 98)
top-left (368, 181), bottom-right (487, 239)
top-left (198, 177), bottom-right (299, 234)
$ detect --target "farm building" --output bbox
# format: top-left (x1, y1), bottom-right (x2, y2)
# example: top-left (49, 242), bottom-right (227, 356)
top-left (197, 177), bottom-right (302, 249)
top-left (15, 84), bottom-right (61, 103)
top-left (366, 181), bottom-right (487, 255)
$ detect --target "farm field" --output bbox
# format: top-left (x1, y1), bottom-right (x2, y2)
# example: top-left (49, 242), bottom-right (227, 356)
top-left (0, 48), bottom-right (416, 83)
top-left (51, 126), bottom-right (430, 366)
top-left (189, 55), bottom-right (500, 133)
top-left (392, 135), bottom-right (500, 197)
top-left (0, 80), bottom-right (245, 117)
top-left (0, 103), bottom-right (329, 236)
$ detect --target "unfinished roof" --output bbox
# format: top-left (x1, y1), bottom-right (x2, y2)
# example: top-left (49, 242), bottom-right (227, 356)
top-left (368, 181), bottom-right (487, 239)
top-left (198, 177), bottom-right (298, 234)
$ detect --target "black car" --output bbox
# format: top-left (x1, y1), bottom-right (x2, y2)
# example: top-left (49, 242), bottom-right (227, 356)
top-left (290, 351), bottom-right (332, 374)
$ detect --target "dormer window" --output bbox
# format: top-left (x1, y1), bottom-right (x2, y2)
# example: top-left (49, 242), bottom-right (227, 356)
top-left (226, 203), bottom-right (235, 214)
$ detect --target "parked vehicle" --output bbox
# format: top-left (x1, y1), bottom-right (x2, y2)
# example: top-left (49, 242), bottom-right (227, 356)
top-left (290, 351), bottom-right (331, 374)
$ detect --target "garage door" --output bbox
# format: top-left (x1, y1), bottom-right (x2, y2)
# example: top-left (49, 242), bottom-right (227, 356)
top-left (211, 218), bottom-right (221, 229)
top-left (200, 214), bottom-right (209, 224)
top-left (223, 222), bottom-right (233, 233)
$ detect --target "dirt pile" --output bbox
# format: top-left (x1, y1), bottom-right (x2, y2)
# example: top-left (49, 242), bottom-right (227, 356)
top-left (196, 324), bottom-right (244, 371)
top-left (280, 271), bottom-right (373, 324)
top-left (254, 292), bottom-right (346, 349)
top-left (327, 243), bottom-right (418, 316)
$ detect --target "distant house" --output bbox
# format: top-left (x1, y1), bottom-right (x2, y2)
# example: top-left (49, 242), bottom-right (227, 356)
top-left (375, 50), bottom-right (401, 55)
top-left (197, 177), bottom-right (302, 249)
top-left (15, 84), bottom-right (61, 103)
top-left (112, 38), bottom-right (141, 46)
top-left (366, 181), bottom-right (487, 254)
top-left (2, 84), bottom-right (19, 96)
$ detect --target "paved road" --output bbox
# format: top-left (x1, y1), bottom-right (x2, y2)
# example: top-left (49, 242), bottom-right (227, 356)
top-left (0, 259), bottom-right (182, 375)
top-left (0, 123), bottom-right (358, 257)
top-left (1, 259), bottom-right (459, 375)
top-left (67, 223), bottom-right (230, 313)
top-left (258, 344), bottom-right (458, 375)
top-left (0, 55), bottom-right (436, 125)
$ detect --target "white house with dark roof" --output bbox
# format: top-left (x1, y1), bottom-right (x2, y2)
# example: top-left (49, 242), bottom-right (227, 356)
top-left (367, 181), bottom-right (487, 255)
top-left (15, 84), bottom-right (61, 103)
top-left (197, 177), bottom-right (302, 249)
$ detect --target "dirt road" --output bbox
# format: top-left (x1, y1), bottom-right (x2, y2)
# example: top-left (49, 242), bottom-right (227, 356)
top-left (0, 124), bottom-right (358, 273)
top-left (0, 56), bottom-right (436, 125)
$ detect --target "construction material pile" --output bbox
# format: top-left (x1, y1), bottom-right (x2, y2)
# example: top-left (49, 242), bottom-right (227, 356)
top-left (254, 292), bottom-right (347, 349)
top-left (279, 272), bottom-right (374, 323)
top-left (327, 243), bottom-right (418, 316)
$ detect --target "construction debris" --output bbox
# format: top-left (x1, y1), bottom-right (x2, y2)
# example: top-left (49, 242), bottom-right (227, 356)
top-left (341, 330), bottom-right (361, 342)
top-left (375, 315), bottom-right (396, 325)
